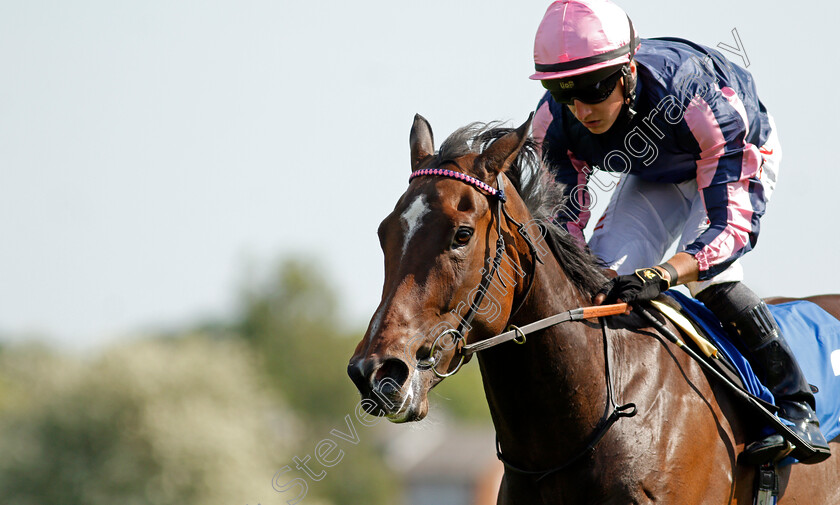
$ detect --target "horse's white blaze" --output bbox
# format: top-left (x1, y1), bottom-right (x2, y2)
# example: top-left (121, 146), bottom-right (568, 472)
top-left (369, 196), bottom-right (428, 343)
top-left (400, 195), bottom-right (429, 257)
top-left (831, 349), bottom-right (840, 377)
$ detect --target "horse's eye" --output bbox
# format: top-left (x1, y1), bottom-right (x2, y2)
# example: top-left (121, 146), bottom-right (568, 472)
top-left (453, 227), bottom-right (473, 247)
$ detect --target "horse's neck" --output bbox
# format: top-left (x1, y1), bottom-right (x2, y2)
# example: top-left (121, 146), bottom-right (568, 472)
top-left (478, 256), bottom-right (609, 465)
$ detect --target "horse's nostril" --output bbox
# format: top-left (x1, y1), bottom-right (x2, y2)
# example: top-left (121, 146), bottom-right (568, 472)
top-left (374, 358), bottom-right (410, 392)
top-left (347, 359), bottom-right (370, 394)
top-left (349, 357), bottom-right (409, 398)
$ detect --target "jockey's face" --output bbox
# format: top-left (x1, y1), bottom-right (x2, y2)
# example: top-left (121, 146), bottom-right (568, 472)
top-left (564, 60), bottom-right (636, 135)
top-left (567, 77), bottom-right (625, 134)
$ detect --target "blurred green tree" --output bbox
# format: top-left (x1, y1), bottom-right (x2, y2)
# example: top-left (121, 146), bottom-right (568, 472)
top-left (0, 254), bottom-right (490, 505)
top-left (0, 339), bottom-right (293, 505)
top-left (237, 256), bottom-right (360, 421)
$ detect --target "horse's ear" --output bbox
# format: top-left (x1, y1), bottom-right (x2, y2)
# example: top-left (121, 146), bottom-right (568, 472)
top-left (410, 114), bottom-right (435, 171)
top-left (478, 112), bottom-right (534, 176)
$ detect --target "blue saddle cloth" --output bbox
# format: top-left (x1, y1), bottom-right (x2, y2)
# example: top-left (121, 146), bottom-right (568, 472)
top-left (667, 290), bottom-right (840, 445)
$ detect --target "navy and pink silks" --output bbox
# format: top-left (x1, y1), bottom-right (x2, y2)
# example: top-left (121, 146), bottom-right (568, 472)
top-left (534, 37), bottom-right (775, 282)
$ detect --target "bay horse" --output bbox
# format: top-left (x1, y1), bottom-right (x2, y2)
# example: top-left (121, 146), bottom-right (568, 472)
top-left (348, 114), bottom-right (840, 504)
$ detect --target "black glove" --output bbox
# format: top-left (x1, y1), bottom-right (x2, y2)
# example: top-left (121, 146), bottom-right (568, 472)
top-left (596, 267), bottom-right (670, 304)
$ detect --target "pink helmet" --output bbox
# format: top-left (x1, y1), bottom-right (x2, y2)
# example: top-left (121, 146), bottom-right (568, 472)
top-left (530, 0), bottom-right (640, 81)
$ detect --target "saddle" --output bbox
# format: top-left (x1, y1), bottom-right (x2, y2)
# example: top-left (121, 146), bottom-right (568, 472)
top-left (654, 290), bottom-right (840, 460)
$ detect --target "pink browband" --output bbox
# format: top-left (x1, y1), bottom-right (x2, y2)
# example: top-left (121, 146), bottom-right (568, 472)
top-left (408, 168), bottom-right (506, 201)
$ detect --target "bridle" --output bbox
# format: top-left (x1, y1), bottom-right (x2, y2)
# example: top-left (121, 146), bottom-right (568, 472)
top-left (407, 167), bottom-right (628, 376)
top-left (408, 167), bottom-right (544, 378)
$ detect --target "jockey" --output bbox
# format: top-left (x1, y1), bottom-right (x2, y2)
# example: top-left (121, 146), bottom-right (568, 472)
top-left (529, 0), bottom-right (830, 464)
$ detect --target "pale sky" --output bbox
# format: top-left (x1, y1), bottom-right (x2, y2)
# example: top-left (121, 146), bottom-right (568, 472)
top-left (2, 0), bottom-right (838, 350)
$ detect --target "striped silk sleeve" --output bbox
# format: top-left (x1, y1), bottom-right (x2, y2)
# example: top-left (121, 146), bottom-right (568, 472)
top-left (681, 84), bottom-right (766, 280)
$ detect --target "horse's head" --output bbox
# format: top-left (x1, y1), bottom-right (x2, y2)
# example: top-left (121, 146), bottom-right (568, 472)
top-left (348, 114), bottom-right (541, 422)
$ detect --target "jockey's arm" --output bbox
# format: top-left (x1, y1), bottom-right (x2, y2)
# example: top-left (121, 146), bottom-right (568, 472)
top-left (655, 252), bottom-right (699, 286)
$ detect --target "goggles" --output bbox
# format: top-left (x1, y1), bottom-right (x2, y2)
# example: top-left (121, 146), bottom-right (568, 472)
top-left (541, 66), bottom-right (624, 105)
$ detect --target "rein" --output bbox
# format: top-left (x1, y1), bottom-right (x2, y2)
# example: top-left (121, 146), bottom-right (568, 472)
top-left (462, 303), bottom-right (629, 356)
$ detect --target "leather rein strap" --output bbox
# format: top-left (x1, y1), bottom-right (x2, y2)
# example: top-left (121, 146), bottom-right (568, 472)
top-left (462, 303), bottom-right (629, 356)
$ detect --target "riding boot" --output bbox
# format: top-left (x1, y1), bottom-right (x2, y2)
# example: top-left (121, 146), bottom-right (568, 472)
top-left (697, 282), bottom-right (831, 465)
top-left (732, 301), bottom-right (830, 464)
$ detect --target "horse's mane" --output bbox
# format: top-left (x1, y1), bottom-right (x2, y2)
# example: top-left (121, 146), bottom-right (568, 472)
top-left (435, 122), bottom-right (607, 296)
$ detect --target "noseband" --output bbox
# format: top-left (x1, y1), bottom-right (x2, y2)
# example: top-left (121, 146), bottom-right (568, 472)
top-left (407, 167), bottom-right (543, 378)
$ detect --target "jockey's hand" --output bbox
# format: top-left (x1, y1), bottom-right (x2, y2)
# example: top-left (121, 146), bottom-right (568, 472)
top-left (593, 267), bottom-right (670, 306)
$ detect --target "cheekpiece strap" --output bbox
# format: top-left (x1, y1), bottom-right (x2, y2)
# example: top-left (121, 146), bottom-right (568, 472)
top-left (409, 168), bottom-right (506, 202)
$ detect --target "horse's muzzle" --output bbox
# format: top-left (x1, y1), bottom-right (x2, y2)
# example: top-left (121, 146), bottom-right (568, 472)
top-left (347, 356), bottom-right (410, 413)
